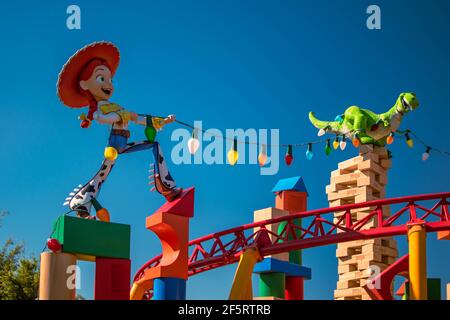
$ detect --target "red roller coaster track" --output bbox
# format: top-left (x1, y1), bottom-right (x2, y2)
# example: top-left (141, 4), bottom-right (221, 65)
top-left (133, 192), bottom-right (450, 297)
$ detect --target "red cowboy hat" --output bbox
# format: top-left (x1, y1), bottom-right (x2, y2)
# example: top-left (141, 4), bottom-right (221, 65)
top-left (57, 41), bottom-right (120, 108)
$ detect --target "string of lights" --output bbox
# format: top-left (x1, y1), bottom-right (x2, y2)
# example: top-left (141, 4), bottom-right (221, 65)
top-left (169, 119), bottom-right (450, 165)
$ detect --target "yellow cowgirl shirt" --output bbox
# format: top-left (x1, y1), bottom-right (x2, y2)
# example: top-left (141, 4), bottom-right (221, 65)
top-left (92, 100), bottom-right (146, 129)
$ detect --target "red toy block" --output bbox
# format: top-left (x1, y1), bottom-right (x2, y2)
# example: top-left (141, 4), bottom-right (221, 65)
top-left (95, 258), bottom-right (131, 300)
top-left (285, 276), bottom-right (304, 300)
top-left (154, 187), bottom-right (195, 217)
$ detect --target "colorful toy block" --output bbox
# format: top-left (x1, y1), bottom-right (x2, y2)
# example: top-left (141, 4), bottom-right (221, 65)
top-left (277, 219), bottom-right (302, 264)
top-left (154, 187), bottom-right (195, 217)
top-left (39, 252), bottom-right (77, 300)
top-left (404, 278), bottom-right (441, 300)
top-left (426, 278), bottom-right (441, 300)
top-left (437, 230), bottom-right (450, 240)
top-left (259, 273), bottom-right (285, 299)
top-left (273, 177), bottom-right (308, 214)
top-left (130, 189), bottom-right (195, 301)
top-left (395, 280), bottom-right (406, 296)
top-left (94, 258), bottom-right (131, 300)
top-left (153, 277), bottom-right (186, 300)
top-left (254, 258), bottom-right (312, 279)
top-left (285, 276), bottom-right (304, 300)
top-left (275, 191), bottom-right (307, 213)
top-left (272, 176), bottom-right (308, 195)
top-left (145, 212), bottom-right (190, 280)
top-left (51, 215), bottom-right (130, 260)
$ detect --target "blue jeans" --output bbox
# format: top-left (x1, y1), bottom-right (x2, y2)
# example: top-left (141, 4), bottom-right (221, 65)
top-left (107, 132), bottom-right (166, 179)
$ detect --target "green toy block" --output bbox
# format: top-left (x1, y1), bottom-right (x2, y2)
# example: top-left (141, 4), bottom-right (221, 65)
top-left (404, 278), bottom-right (442, 300)
top-left (259, 273), bottom-right (285, 298)
top-left (427, 278), bottom-right (441, 300)
top-left (51, 215), bottom-right (130, 259)
top-left (277, 219), bottom-right (302, 265)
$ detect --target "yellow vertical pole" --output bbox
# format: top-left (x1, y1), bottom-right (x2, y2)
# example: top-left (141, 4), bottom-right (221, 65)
top-left (130, 278), bottom-right (154, 300)
top-left (229, 247), bottom-right (261, 300)
top-left (407, 223), bottom-right (427, 300)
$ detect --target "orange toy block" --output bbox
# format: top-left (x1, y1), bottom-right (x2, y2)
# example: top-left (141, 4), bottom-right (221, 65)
top-left (275, 191), bottom-right (307, 213)
top-left (144, 211), bottom-right (190, 280)
top-left (437, 230), bottom-right (450, 240)
top-left (395, 280), bottom-right (408, 296)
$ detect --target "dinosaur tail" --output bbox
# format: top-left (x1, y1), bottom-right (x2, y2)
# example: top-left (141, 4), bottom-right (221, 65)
top-left (308, 112), bottom-right (342, 134)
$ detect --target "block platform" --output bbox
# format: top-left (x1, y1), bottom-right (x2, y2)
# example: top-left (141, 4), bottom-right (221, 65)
top-left (51, 215), bottom-right (131, 260)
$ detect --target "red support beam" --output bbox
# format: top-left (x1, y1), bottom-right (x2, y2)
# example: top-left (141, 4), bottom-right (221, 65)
top-left (133, 192), bottom-right (450, 299)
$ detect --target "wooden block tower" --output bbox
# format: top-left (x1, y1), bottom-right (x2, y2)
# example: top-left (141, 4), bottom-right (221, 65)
top-left (327, 145), bottom-right (398, 300)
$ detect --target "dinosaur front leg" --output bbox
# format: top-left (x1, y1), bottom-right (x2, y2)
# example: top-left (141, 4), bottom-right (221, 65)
top-left (353, 114), bottom-right (367, 134)
top-left (357, 132), bottom-right (380, 145)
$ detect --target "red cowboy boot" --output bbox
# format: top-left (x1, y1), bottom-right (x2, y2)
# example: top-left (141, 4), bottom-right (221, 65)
top-left (153, 173), bottom-right (183, 202)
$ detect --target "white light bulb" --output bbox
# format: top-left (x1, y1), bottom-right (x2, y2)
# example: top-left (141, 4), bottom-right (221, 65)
top-left (422, 152), bottom-right (430, 161)
top-left (187, 138), bottom-right (200, 154)
top-left (340, 140), bottom-right (347, 150)
top-left (318, 128), bottom-right (326, 137)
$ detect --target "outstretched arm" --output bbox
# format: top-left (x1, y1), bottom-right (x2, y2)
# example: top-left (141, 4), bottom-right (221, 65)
top-left (93, 111), bottom-right (121, 125)
top-left (131, 114), bottom-right (176, 129)
top-left (131, 113), bottom-right (147, 126)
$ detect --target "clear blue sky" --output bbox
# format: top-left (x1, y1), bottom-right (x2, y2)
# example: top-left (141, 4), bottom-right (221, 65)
top-left (1, 0), bottom-right (449, 299)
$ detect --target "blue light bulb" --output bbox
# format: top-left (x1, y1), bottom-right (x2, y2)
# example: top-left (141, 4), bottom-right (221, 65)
top-left (306, 143), bottom-right (313, 160)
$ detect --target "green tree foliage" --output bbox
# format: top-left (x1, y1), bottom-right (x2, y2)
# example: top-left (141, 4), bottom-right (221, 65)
top-left (0, 211), bottom-right (39, 300)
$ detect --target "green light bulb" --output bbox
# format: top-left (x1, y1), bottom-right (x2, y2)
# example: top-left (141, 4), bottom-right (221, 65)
top-left (145, 116), bottom-right (157, 143)
top-left (325, 139), bottom-right (332, 156)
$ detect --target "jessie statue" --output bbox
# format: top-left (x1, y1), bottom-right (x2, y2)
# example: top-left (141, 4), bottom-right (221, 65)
top-left (57, 41), bottom-right (182, 220)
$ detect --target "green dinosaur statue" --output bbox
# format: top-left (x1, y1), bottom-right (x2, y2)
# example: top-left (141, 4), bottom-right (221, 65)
top-left (308, 92), bottom-right (419, 146)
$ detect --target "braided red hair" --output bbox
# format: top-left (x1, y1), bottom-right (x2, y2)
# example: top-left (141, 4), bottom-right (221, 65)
top-left (78, 59), bottom-right (112, 128)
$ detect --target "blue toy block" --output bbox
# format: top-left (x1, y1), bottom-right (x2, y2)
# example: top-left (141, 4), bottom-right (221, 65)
top-left (153, 277), bottom-right (186, 300)
top-left (254, 258), bottom-right (312, 279)
top-left (272, 176), bottom-right (308, 195)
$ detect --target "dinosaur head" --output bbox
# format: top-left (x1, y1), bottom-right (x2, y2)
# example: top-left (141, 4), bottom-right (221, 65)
top-left (396, 92), bottom-right (419, 114)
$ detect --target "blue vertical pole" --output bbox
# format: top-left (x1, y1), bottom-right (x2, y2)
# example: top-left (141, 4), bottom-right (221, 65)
top-left (153, 277), bottom-right (186, 300)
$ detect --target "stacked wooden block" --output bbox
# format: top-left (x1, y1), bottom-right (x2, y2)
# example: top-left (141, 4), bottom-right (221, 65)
top-left (327, 145), bottom-right (398, 300)
top-left (447, 283), bottom-right (450, 300)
